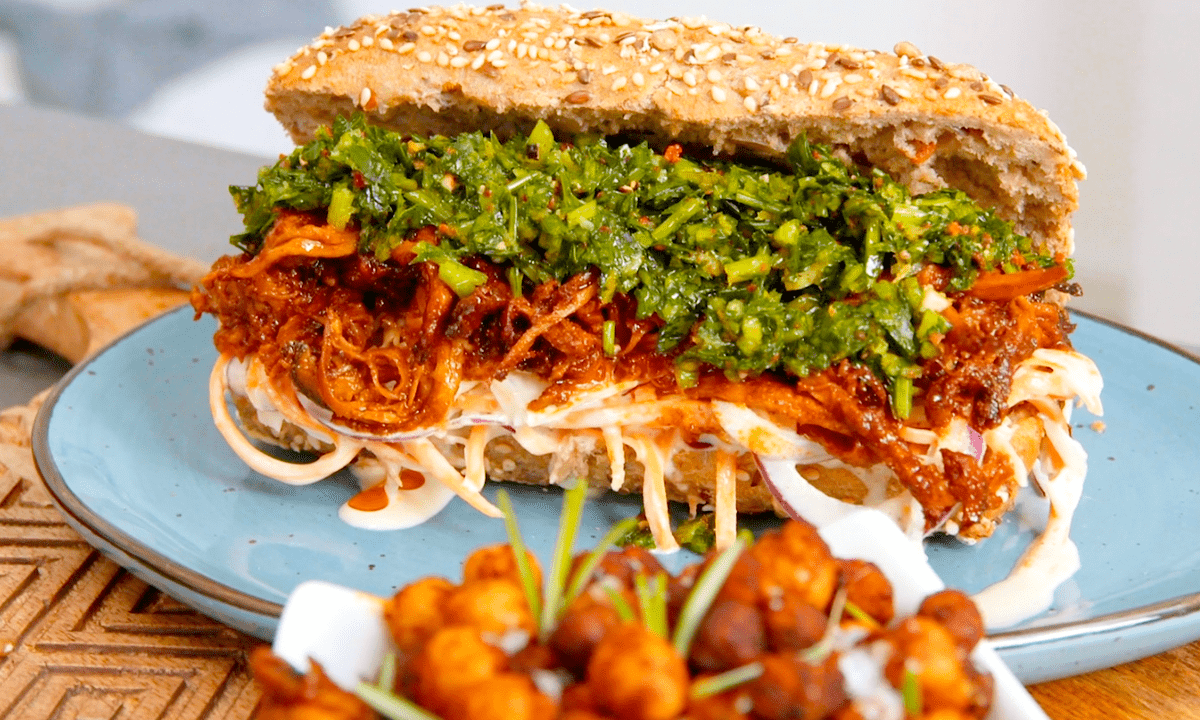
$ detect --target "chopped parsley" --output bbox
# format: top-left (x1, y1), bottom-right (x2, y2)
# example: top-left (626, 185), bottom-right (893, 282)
top-left (230, 114), bottom-right (1066, 402)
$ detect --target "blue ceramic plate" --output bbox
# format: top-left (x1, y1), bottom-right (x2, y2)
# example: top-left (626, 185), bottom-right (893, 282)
top-left (33, 307), bottom-right (1200, 683)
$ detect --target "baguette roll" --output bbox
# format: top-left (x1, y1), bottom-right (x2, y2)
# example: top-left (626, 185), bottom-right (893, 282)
top-left (265, 4), bottom-right (1084, 257)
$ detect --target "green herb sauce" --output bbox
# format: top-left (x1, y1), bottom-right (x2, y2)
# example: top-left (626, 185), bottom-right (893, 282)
top-left (230, 114), bottom-right (1066, 401)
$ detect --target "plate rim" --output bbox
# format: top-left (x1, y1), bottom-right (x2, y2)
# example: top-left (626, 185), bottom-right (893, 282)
top-left (30, 306), bottom-right (1200, 652)
top-left (32, 305), bottom-right (284, 618)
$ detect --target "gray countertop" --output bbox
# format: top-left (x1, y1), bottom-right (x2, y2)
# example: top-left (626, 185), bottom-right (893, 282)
top-left (0, 103), bottom-right (267, 406)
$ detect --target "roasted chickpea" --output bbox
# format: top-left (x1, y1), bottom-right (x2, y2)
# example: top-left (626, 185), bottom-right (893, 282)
top-left (839, 559), bottom-right (894, 626)
top-left (584, 546), bottom-right (668, 588)
top-left (744, 653), bottom-right (848, 720)
top-left (383, 576), bottom-right (454, 651)
top-left (762, 593), bottom-right (828, 652)
top-left (464, 543), bottom-right (543, 588)
top-left (918, 590), bottom-right (985, 653)
top-left (714, 553), bottom-right (765, 606)
top-left (688, 597), bottom-right (766, 672)
top-left (414, 626), bottom-right (507, 715)
top-left (884, 617), bottom-right (986, 713)
top-left (550, 595), bottom-right (622, 676)
top-left (686, 688), bottom-right (751, 720)
top-left (559, 681), bottom-right (599, 714)
top-left (444, 577), bottom-right (536, 635)
top-left (251, 646), bottom-right (376, 720)
top-left (558, 711), bottom-right (611, 720)
top-left (587, 623), bottom-right (689, 720)
top-left (444, 673), bottom-right (556, 720)
top-left (666, 562), bottom-right (700, 625)
top-left (750, 520), bottom-right (839, 611)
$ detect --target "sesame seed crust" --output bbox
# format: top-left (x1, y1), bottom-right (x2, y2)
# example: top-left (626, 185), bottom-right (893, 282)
top-left (266, 3), bottom-right (1082, 255)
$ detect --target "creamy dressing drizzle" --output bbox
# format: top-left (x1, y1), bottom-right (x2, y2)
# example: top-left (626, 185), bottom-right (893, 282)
top-left (212, 346), bottom-right (1102, 623)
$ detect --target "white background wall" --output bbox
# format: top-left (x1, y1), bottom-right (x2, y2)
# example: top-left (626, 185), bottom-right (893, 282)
top-left (120, 0), bottom-right (1200, 347)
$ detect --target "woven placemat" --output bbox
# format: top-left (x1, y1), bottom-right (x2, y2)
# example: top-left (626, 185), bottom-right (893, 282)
top-left (0, 203), bottom-right (264, 719)
top-left (0, 393), bottom-right (263, 719)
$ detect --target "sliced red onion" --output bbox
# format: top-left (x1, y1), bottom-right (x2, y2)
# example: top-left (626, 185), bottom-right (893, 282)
top-left (968, 426), bottom-right (986, 463)
top-left (754, 455), bottom-right (859, 527)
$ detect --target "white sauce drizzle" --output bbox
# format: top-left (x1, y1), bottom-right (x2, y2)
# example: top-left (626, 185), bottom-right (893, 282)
top-left (971, 411), bottom-right (1087, 628)
top-left (212, 344), bottom-right (1102, 624)
top-left (339, 452), bottom-right (457, 530)
top-left (969, 349), bottom-right (1103, 628)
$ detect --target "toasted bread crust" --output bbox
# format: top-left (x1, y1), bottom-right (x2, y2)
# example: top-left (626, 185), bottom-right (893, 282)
top-left (265, 4), bottom-right (1083, 257)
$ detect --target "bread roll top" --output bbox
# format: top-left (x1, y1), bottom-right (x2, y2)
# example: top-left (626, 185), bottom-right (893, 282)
top-left (265, 3), bottom-right (1083, 258)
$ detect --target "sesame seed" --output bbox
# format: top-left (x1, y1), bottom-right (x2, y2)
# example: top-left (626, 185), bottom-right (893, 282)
top-left (744, 76), bottom-right (759, 91)
top-left (437, 51), bottom-right (450, 66)
top-left (612, 76), bottom-right (628, 90)
top-left (471, 53), bottom-right (486, 69)
top-left (507, 39), bottom-right (517, 52)
top-left (650, 62), bottom-right (664, 73)
top-left (943, 86), bottom-right (961, 99)
top-left (707, 69), bottom-right (722, 82)
top-left (448, 30), bottom-right (460, 41)
top-left (488, 49), bottom-right (503, 62)
top-left (359, 87), bottom-right (372, 106)
top-left (894, 86), bottom-right (912, 99)
top-left (899, 67), bottom-right (927, 80)
top-left (379, 37), bottom-right (394, 50)
top-left (420, 25), bottom-right (436, 36)
top-left (398, 42), bottom-right (416, 54)
top-left (300, 65), bottom-right (317, 80)
top-left (554, 38), bottom-right (567, 50)
top-left (417, 50), bottom-right (432, 62)
top-left (492, 58), bottom-right (508, 68)
top-left (348, 39), bottom-right (361, 51)
top-left (923, 88), bottom-right (939, 101)
top-left (450, 55), bottom-right (469, 67)
top-left (743, 96), bottom-right (758, 111)
top-left (683, 70), bottom-right (697, 87)
top-left (667, 66), bottom-right (683, 79)
top-left (843, 73), bottom-right (863, 84)
top-left (632, 72), bottom-right (645, 86)
top-left (317, 51), bottom-right (328, 65)
top-left (711, 86), bottom-right (727, 102)
top-left (517, 42), bottom-right (527, 58)
top-left (486, 38), bottom-right (501, 50)
top-left (362, 35), bottom-right (375, 47)
top-left (820, 77), bottom-right (841, 98)
top-left (649, 29), bottom-right (677, 51)
top-left (602, 64), bottom-right (618, 75)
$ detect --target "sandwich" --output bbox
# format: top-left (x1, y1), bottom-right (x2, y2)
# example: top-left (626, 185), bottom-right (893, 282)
top-left (191, 2), bottom-right (1101, 596)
